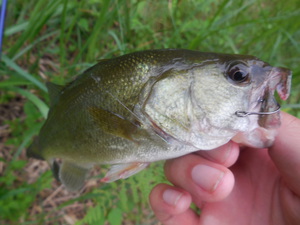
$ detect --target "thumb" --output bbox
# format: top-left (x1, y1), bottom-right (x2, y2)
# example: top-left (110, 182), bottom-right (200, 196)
top-left (269, 112), bottom-right (300, 196)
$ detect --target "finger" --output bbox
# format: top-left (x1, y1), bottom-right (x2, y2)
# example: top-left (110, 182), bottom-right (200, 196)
top-left (164, 154), bottom-right (235, 204)
top-left (269, 112), bottom-right (300, 196)
top-left (149, 183), bottom-right (199, 225)
top-left (196, 141), bottom-right (240, 167)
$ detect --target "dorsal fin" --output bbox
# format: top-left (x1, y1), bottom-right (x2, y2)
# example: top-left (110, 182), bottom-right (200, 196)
top-left (46, 82), bottom-right (64, 107)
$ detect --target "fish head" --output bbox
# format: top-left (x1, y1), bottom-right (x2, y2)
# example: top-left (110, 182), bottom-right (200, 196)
top-left (190, 54), bottom-right (291, 149)
top-left (142, 53), bottom-right (291, 150)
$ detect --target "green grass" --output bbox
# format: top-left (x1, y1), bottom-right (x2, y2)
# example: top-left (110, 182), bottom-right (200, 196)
top-left (1, 0), bottom-right (299, 224)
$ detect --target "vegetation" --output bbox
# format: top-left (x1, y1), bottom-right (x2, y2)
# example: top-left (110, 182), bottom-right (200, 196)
top-left (0, 0), bottom-right (299, 224)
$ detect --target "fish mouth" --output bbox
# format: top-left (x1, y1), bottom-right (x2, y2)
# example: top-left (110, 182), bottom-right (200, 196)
top-left (232, 66), bottom-right (291, 148)
top-left (235, 66), bottom-right (291, 128)
top-left (257, 67), bottom-right (291, 129)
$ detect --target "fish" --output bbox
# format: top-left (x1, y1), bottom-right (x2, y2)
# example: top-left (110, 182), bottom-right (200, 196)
top-left (27, 49), bottom-right (292, 191)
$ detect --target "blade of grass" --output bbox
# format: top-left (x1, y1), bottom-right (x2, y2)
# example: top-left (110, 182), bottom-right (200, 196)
top-left (59, 0), bottom-right (68, 66)
top-left (224, 35), bottom-right (239, 54)
top-left (4, 21), bottom-right (29, 36)
top-left (63, 0), bottom-right (85, 54)
top-left (2, 54), bottom-right (47, 92)
top-left (269, 31), bottom-right (283, 61)
top-left (189, 0), bottom-right (231, 49)
top-left (12, 30), bottom-right (60, 61)
top-left (108, 30), bottom-right (125, 54)
top-left (6, 86), bottom-right (49, 118)
top-left (74, 0), bottom-right (115, 63)
top-left (206, 0), bottom-right (231, 29)
top-left (8, 0), bottom-right (62, 57)
top-left (282, 29), bottom-right (300, 53)
top-left (0, 187), bottom-right (32, 200)
top-left (0, 79), bottom-right (31, 87)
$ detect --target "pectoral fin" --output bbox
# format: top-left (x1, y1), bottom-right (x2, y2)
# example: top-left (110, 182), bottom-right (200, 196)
top-left (101, 162), bottom-right (150, 183)
top-left (88, 106), bottom-right (139, 141)
top-left (59, 161), bottom-right (90, 191)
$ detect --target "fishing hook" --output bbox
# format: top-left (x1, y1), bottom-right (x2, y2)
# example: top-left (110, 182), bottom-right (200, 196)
top-left (235, 102), bottom-right (281, 117)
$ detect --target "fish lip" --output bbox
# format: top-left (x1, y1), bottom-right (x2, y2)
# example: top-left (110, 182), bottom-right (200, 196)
top-left (270, 67), bottom-right (292, 101)
top-left (256, 66), bottom-right (291, 101)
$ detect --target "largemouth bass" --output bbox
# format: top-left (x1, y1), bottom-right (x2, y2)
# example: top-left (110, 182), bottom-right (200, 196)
top-left (27, 49), bottom-right (291, 191)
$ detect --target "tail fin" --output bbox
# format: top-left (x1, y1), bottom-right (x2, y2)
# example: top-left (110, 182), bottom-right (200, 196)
top-left (26, 137), bottom-right (45, 160)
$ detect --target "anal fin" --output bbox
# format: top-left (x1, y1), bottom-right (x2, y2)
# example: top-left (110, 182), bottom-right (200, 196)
top-left (59, 161), bottom-right (90, 191)
top-left (101, 162), bottom-right (150, 183)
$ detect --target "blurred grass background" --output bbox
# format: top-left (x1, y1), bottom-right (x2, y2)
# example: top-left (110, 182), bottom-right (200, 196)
top-left (0, 0), bottom-right (299, 224)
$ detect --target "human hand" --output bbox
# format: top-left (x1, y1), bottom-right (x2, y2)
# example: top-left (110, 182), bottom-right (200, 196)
top-left (149, 112), bottom-right (300, 225)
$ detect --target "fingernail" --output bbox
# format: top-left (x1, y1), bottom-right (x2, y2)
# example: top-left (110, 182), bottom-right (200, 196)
top-left (191, 165), bottom-right (225, 192)
top-left (163, 189), bottom-right (183, 206)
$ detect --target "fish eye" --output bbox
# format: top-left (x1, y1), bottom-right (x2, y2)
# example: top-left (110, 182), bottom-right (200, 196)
top-left (227, 64), bottom-right (250, 84)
